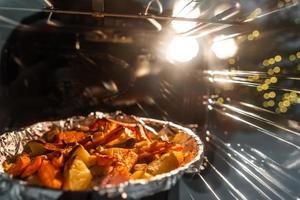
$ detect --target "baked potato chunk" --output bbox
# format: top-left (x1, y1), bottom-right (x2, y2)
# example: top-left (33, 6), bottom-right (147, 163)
top-left (147, 152), bottom-right (180, 175)
top-left (69, 145), bottom-right (96, 167)
top-left (63, 157), bottom-right (92, 190)
top-left (101, 148), bottom-right (138, 171)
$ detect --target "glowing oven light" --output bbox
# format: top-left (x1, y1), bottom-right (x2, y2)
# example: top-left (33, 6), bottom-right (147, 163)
top-left (211, 37), bottom-right (238, 59)
top-left (166, 37), bottom-right (199, 63)
top-left (171, 0), bottom-right (200, 33)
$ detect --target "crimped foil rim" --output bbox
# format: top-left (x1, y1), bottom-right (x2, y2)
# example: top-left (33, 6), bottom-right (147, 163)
top-left (0, 111), bottom-right (204, 199)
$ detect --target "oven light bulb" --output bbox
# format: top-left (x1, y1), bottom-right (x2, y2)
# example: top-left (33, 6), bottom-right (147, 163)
top-left (167, 36), bottom-right (199, 62)
top-left (211, 37), bottom-right (238, 59)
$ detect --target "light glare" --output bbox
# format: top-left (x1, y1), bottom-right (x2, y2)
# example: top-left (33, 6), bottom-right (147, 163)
top-left (211, 36), bottom-right (238, 59)
top-left (167, 37), bottom-right (199, 62)
top-left (171, 0), bottom-right (200, 33)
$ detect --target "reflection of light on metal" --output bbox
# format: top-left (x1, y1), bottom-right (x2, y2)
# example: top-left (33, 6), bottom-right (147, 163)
top-left (211, 36), bottom-right (238, 59)
top-left (144, 0), bottom-right (163, 31)
top-left (135, 55), bottom-right (151, 77)
top-left (171, 0), bottom-right (200, 33)
top-left (147, 18), bottom-right (162, 31)
top-left (44, 0), bottom-right (54, 8)
top-left (166, 37), bottom-right (199, 62)
top-left (102, 81), bottom-right (118, 93)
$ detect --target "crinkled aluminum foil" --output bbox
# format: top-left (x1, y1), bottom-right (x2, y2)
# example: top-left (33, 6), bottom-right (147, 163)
top-left (0, 112), bottom-right (204, 199)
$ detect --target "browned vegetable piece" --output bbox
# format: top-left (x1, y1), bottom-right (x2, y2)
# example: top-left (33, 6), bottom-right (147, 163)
top-left (96, 154), bottom-right (115, 166)
top-left (43, 143), bottom-right (65, 152)
top-left (57, 131), bottom-right (87, 144)
top-left (100, 165), bottom-right (130, 186)
top-left (101, 148), bottom-right (138, 171)
top-left (69, 145), bottom-right (96, 167)
top-left (90, 165), bottom-right (114, 177)
top-left (137, 141), bottom-right (171, 162)
top-left (6, 154), bottom-right (31, 177)
top-left (63, 157), bottom-right (92, 190)
top-left (38, 160), bottom-right (62, 189)
top-left (90, 119), bottom-right (117, 132)
top-left (131, 170), bottom-right (152, 180)
top-left (51, 153), bottom-right (65, 168)
top-left (25, 140), bottom-right (47, 156)
top-left (85, 126), bottom-right (124, 149)
top-left (21, 156), bottom-right (43, 178)
top-left (132, 163), bottom-right (148, 172)
top-left (147, 152), bottom-right (180, 175)
top-left (42, 127), bottom-right (60, 143)
top-left (105, 128), bottom-right (135, 147)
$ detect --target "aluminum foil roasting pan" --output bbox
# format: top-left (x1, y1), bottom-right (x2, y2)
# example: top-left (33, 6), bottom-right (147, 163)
top-left (0, 112), bottom-right (204, 199)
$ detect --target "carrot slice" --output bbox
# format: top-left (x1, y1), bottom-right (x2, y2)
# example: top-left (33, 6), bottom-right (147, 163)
top-left (96, 155), bottom-right (115, 166)
top-left (90, 119), bottom-right (110, 132)
top-left (7, 154), bottom-right (31, 177)
top-left (21, 156), bottom-right (43, 178)
top-left (100, 165), bottom-right (130, 186)
top-left (57, 131), bottom-right (87, 144)
top-left (85, 126), bottom-right (123, 149)
top-left (43, 143), bottom-right (65, 152)
top-left (51, 153), bottom-right (64, 168)
top-left (38, 160), bottom-right (62, 189)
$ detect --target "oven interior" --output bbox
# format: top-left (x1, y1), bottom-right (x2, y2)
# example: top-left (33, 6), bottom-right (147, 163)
top-left (0, 0), bottom-right (299, 199)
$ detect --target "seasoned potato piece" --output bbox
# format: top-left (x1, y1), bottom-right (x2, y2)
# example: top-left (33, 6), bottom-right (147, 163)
top-left (131, 170), bottom-right (144, 179)
top-left (69, 145), bottom-right (96, 167)
top-left (101, 148), bottom-right (138, 171)
top-left (90, 165), bottom-right (113, 177)
top-left (131, 170), bottom-right (153, 180)
top-left (147, 152), bottom-right (179, 175)
top-left (172, 151), bottom-right (184, 165)
top-left (133, 163), bottom-right (148, 172)
top-left (100, 165), bottom-right (130, 186)
top-left (63, 157), bottom-right (92, 190)
top-left (96, 154), bottom-right (115, 166)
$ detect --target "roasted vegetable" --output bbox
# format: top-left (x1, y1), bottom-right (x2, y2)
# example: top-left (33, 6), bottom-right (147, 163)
top-left (147, 152), bottom-right (180, 175)
top-left (131, 170), bottom-right (152, 180)
top-left (101, 148), bottom-right (138, 171)
top-left (38, 160), bottom-right (62, 189)
top-left (21, 156), bottom-right (43, 178)
top-left (25, 140), bottom-right (47, 156)
top-left (63, 157), bottom-right (92, 190)
top-left (57, 131), bottom-right (87, 144)
top-left (42, 127), bottom-right (60, 143)
top-left (5, 154), bottom-right (31, 177)
top-left (69, 145), bottom-right (96, 167)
